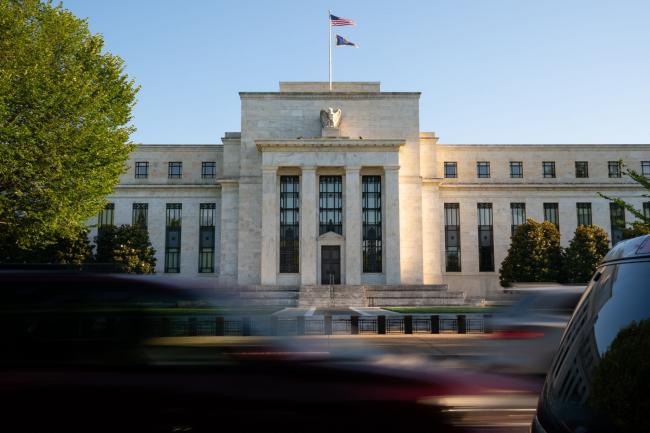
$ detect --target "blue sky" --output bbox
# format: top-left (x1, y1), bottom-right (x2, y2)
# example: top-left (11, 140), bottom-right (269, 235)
top-left (60, 0), bottom-right (650, 144)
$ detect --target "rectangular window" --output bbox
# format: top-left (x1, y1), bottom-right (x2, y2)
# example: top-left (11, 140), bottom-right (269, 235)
top-left (641, 161), bottom-right (650, 177)
top-left (132, 203), bottom-right (148, 229)
top-left (362, 176), bottom-right (382, 273)
top-left (543, 161), bottom-right (556, 178)
top-left (165, 203), bottom-right (182, 273)
top-left (198, 203), bottom-right (216, 273)
top-left (444, 162), bottom-right (457, 178)
top-left (135, 162), bottom-right (149, 179)
top-left (444, 203), bottom-right (461, 272)
top-left (575, 161), bottom-right (589, 178)
top-left (477, 203), bottom-right (494, 272)
top-left (201, 162), bottom-right (216, 179)
top-left (608, 161), bottom-right (622, 178)
top-left (97, 203), bottom-right (114, 227)
top-left (477, 162), bottom-right (490, 178)
top-left (610, 203), bottom-right (625, 246)
top-left (510, 162), bottom-right (523, 178)
top-left (644, 202), bottom-right (650, 220)
top-left (168, 162), bottom-right (182, 179)
top-left (510, 203), bottom-right (526, 235)
top-left (544, 203), bottom-right (559, 229)
top-left (319, 176), bottom-right (343, 235)
top-left (576, 203), bottom-right (592, 226)
top-left (280, 176), bottom-right (300, 273)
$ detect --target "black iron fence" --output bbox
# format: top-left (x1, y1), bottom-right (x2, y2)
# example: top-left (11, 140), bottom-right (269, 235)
top-left (160, 314), bottom-right (489, 336)
top-left (27, 313), bottom-right (491, 338)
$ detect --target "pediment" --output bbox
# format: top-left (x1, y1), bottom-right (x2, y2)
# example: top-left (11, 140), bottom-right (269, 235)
top-left (319, 231), bottom-right (344, 241)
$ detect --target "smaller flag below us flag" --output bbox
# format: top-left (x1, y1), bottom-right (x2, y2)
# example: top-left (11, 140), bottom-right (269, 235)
top-left (336, 35), bottom-right (358, 47)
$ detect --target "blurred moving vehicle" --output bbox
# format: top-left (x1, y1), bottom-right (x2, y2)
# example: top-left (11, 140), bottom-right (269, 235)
top-left (482, 286), bottom-right (584, 375)
top-left (1, 270), bottom-right (538, 433)
top-left (532, 235), bottom-right (650, 433)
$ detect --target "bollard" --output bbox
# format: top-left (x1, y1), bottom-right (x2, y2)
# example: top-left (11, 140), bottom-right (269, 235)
top-left (270, 316), bottom-right (279, 336)
top-left (351, 316), bottom-right (359, 335)
top-left (188, 317), bottom-right (198, 336)
top-left (457, 314), bottom-right (467, 334)
top-left (215, 316), bottom-right (225, 336)
top-left (297, 316), bottom-right (305, 336)
top-left (242, 317), bottom-right (251, 336)
top-left (324, 315), bottom-right (333, 335)
top-left (377, 315), bottom-right (386, 334)
top-left (483, 314), bottom-right (492, 334)
top-left (404, 315), bottom-right (413, 334)
top-left (430, 315), bottom-right (440, 334)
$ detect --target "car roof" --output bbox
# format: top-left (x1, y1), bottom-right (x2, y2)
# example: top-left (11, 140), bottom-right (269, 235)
top-left (601, 235), bottom-right (650, 264)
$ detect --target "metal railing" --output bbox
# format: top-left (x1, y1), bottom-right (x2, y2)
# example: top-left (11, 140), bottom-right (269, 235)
top-left (38, 313), bottom-right (490, 338)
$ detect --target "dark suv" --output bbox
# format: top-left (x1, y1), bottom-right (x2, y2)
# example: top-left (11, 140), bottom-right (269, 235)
top-left (532, 235), bottom-right (650, 432)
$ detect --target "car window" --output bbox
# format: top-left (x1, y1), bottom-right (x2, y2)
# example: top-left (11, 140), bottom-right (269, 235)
top-left (539, 260), bottom-right (650, 432)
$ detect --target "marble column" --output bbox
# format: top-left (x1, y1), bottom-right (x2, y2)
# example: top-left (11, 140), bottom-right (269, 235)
top-left (345, 167), bottom-right (361, 285)
top-left (300, 167), bottom-right (317, 285)
top-left (260, 166), bottom-right (277, 285)
top-left (218, 180), bottom-right (239, 283)
top-left (384, 166), bottom-right (401, 284)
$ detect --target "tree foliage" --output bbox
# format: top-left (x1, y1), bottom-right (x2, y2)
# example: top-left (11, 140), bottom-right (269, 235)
top-left (599, 161), bottom-right (650, 237)
top-left (0, 0), bottom-right (139, 255)
top-left (623, 221), bottom-right (650, 240)
top-left (499, 219), bottom-right (563, 287)
top-left (95, 224), bottom-right (156, 274)
top-left (562, 225), bottom-right (610, 283)
top-left (0, 225), bottom-right (93, 264)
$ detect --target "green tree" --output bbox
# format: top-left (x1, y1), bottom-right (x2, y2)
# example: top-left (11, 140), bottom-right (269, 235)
top-left (499, 219), bottom-right (563, 287)
top-left (0, 0), bottom-right (139, 258)
top-left (562, 225), bottom-right (610, 283)
top-left (95, 224), bottom-right (156, 274)
top-left (599, 161), bottom-right (650, 238)
top-left (2, 225), bottom-right (93, 264)
top-left (622, 221), bottom-right (650, 240)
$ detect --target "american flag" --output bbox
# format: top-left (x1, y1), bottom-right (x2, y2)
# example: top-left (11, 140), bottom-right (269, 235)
top-left (330, 14), bottom-right (355, 26)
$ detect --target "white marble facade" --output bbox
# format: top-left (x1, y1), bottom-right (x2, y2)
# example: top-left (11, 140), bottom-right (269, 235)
top-left (95, 82), bottom-right (650, 297)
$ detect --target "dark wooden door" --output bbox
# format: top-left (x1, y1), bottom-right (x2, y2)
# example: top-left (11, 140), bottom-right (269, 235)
top-left (321, 246), bottom-right (341, 284)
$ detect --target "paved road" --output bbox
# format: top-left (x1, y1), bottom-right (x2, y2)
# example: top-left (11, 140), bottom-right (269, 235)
top-left (151, 334), bottom-right (541, 433)
top-left (299, 335), bottom-right (541, 433)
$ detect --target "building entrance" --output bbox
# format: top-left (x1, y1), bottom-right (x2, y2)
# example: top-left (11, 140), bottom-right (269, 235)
top-left (321, 245), bottom-right (341, 284)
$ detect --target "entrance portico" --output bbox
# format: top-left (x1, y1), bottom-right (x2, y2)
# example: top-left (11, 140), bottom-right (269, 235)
top-left (258, 138), bottom-right (403, 287)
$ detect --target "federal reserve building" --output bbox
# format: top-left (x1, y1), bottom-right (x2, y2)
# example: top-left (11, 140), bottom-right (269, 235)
top-left (91, 82), bottom-right (650, 299)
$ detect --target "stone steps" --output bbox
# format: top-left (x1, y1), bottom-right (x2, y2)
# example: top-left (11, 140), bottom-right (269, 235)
top-left (238, 291), bottom-right (300, 299)
top-left (365, 285), bottom-right (465, 307)
top-left (365, 290), bottom-right (462, 298)
top-left (296, 284), bottom-right (466, 308)
top-left (298, 285), bottom-right (365, 307)
top-left (366, 296), bottom-right (465, 307)
top-left (364, 284), bottom-right (449, 292)
top-left (231, 286), bottom-right (300, 307)
top-left (237, 298), bottom-right (298, 307)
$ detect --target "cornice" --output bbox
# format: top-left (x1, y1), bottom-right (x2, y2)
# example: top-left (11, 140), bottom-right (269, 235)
top-left (436, 144), bottom-right (650, 151)
top-left (115, 183), bottom-right (220, 190)
top-left (134, 144), bottom-right (223, 151)
top-left (256, 138), bottom-right (405, 152)
top-left (438, 182), bottom-right (645, 190)
top-left (240, 92), bottom-right (420, 100)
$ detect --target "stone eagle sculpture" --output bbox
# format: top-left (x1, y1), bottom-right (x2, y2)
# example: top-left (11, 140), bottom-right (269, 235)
top-left (320, 107), bottom-right (342, 128)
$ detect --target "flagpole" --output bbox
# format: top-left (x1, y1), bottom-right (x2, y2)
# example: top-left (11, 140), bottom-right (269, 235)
top-left (328, 9), bottom-right (332, 91)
